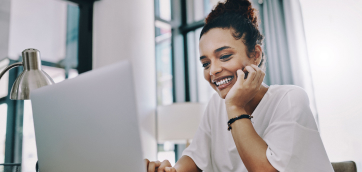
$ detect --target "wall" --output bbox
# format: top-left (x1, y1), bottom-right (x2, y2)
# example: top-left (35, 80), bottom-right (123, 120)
top-left (0, 0), bottom-right (11, 60)
top-left (300, 0), bottom-right (362, 170)
top-left (93, 0), bottom-right (157, 160)
top-left (8, 0), bottom-right (67, 62)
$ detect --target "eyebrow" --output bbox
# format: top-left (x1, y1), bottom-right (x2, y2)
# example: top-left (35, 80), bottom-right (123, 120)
top-left (199, 46), bottom-right (233, 60)
top-left (214, 46), bottom-right (232, 53)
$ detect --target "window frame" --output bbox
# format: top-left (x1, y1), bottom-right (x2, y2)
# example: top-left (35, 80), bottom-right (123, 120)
top-left (178, 0), bottom-right (206, 102)
top-left (155, 0), bottom-right (209, 162)
top-left (166, 0), bottom-right (207, 103)
top-left (3, 0), bottom-right (96, 166)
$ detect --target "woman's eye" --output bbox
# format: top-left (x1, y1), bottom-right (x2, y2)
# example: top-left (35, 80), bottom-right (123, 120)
top-left (202, 62), bottom-right (210, 68)
top-left (220, 54), bottom-right (232, 60)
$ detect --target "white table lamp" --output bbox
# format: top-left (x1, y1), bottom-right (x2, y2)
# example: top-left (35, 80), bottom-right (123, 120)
top-left (157, 102), bottom-right (207, 146)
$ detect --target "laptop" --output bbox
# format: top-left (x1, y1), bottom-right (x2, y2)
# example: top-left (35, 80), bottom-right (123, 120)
top-left (31, 61), bottom-right (146, 172)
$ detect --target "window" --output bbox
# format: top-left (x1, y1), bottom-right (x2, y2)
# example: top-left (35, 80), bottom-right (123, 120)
top-left (155, 0), bottom-right (172, 21)
top-left (155, 0), bottom-right (176, 164)
top-left (155, 0), bottom-right (173, 106)
top-left (186, 0), bottom-right (216, 24)
top-left (0, 59), bottom-right (9, 170)
top-left (1, 0), bottom-right (82, 170)
top-left (154, 0), bottom-right (222, 163)
top-left (0, 104), bottom-right (8, 165)
top-left (155, 21), bottom-right (173, 106)
top-left (0, 59), bottom-right (10, 99)
top-left (180, 0), bottom-right (220, 103)
top-left (187, 28), bottom-right (215, 103)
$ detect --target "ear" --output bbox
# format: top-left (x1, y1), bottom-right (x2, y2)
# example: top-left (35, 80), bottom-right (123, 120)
top-left (254, 45), bottom-right (262, 66)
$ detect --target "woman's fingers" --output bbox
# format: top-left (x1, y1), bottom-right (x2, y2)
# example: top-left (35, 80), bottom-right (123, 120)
top-left (250, 64), bottom-right (265, 86)
top-left (148, 161), bottom-right (161, 172)
top-left (258, 68), bottom-right (265, 86)
top-left (147, 161), bottom-right (155, 172)
top-left (165, 167), bottom-right (177, 172)
top-left (250, 64), bottom-right (262, 85)
top-left (145, 159), bottom-right (150, 170)
top-left (145, 159), bottom-right (175, 172)
top-left (236, 69), bottom-right (245, 86)
top-left (243, 66), bottom-right (256, 84)
top-left (158, 160), bottom-right (172, 172)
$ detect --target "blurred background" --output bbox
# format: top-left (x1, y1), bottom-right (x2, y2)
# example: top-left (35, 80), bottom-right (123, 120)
top-left (0, 0), bottom-right (361, 171)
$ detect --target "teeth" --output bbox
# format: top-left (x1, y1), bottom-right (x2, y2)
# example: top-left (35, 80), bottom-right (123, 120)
top-left (215, 77), bottom-right (233, 86)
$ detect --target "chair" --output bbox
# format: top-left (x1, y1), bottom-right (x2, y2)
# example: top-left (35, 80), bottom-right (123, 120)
top-left (332, 161), bottom-right (357, 172)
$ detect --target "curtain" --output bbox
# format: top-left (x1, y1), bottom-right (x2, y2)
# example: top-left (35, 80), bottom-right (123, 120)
top-left (255, 0), bottom-right (319, 125)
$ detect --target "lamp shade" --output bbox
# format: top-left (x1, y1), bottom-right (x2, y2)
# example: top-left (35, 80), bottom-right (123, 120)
top-left (10, 49), bottom-right (54, 100)
top-left (157, 102), bottom-right (207, 143)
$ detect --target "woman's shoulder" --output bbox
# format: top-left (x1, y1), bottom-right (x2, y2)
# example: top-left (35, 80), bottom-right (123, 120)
top-left (266, 85), bottom-right (317, 130)
top-left (208, 92), bottom-right (224, 106)
top-left (270, 84), bottom-right (306, 94)
top-left (204, 92), bottom-right (226, 117)
top-left (260, 85), bottom-right (310, 113)
top-left (269, 85), bottom-right (309, 102)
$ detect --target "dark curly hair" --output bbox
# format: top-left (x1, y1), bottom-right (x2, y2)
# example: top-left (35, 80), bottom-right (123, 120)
top-left (200, 0), bottom-right (265, 70)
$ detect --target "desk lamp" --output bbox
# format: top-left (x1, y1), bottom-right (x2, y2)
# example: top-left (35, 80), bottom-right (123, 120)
top-left (0, 48), bottom-right (54, 100)
top-left (157, 102), bottom-right (206, 147)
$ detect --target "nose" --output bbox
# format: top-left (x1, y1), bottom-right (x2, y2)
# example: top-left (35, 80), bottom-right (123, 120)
top-left (209, 61), bottom-right (222, 76)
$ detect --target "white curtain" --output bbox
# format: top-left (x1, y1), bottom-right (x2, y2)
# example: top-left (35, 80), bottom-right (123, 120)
top-left (283, 0), bottom-right (319, 125)
top-left (256, 0), bottom-right (319, 125)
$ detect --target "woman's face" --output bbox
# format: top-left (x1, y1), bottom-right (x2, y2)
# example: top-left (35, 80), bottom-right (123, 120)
top-left (199, 28), bottom-right (256, 99)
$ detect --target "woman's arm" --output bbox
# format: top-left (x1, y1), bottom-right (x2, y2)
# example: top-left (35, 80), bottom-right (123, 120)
top-left (144, 156), bottom-right (200, 172)
top-left (228, 107), bottom-right (277, 172)
top-left (225, 65), bottom-right (277, 172)
top-left (173, 155), bottom-right (201, 172)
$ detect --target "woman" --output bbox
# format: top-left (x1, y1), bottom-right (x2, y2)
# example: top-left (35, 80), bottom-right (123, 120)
top-left (146, 0), bottom-right (333, 171)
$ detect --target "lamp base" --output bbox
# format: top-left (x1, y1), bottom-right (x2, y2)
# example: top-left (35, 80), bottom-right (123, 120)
top-left (186, 139), bottom-right (190, 148)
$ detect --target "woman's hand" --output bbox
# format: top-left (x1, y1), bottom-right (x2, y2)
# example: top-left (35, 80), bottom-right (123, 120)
top-left (144, 159), bottom-right (177, 172)
top-left (225, 64), bottom-right (265, 117)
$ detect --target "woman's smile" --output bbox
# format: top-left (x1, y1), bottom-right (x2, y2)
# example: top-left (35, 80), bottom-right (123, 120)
top-left (213, 76), bottom-right (234, 91)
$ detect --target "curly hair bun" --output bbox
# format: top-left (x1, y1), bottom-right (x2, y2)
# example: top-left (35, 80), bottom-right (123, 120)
top-left (206, 0), bottom-right (258, 27)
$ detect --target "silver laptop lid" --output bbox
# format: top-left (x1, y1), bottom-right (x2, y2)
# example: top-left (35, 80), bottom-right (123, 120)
top-left (31, 61), bottom-right (145, 172)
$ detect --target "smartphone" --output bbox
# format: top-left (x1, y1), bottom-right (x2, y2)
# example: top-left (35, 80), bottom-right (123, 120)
top-left (244, 71), bottom-right (249, 79)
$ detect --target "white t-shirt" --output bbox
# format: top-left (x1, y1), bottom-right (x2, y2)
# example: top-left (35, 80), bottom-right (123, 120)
top-left (182, 85), bottom-right (333, 172)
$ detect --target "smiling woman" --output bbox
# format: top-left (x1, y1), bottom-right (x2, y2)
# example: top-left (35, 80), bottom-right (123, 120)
top-left (145, 0), bottom-right (334, 172)
top-left (199, 28), bottom-right (263, 99)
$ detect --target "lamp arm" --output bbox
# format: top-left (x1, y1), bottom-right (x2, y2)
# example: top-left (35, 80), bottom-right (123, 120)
top-left (0, 62), bottom-right (23, 80)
